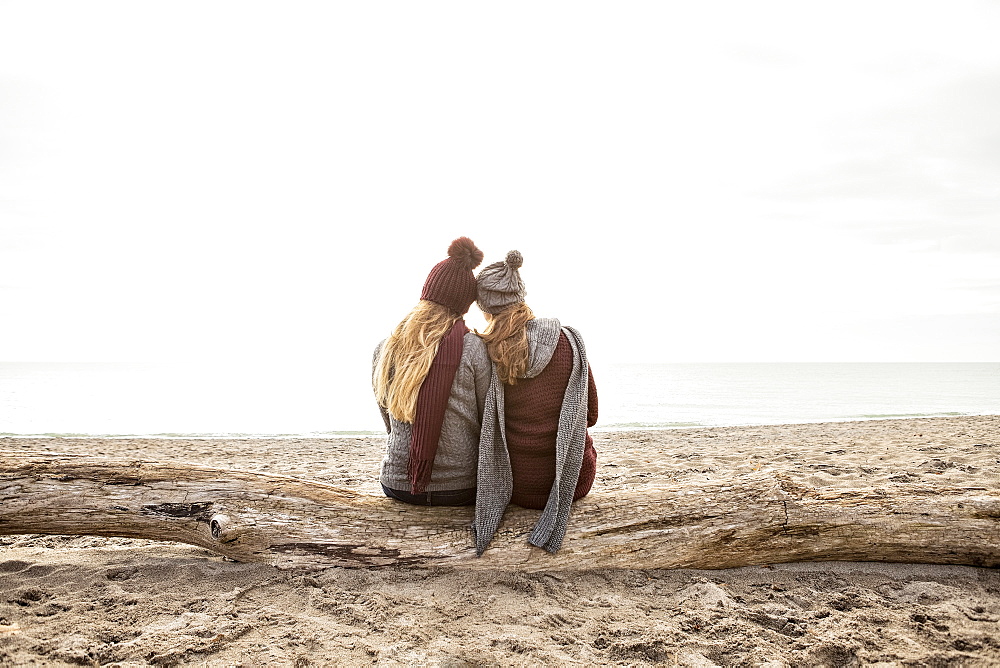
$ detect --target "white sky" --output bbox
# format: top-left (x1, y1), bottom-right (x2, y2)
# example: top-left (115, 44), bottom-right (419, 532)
top-left (1, 1), bottom-right (998, 368)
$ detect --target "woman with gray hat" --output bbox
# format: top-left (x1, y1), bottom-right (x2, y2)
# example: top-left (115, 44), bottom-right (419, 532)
top-left (372, 237), bottom-right (493, 506)
top-left (472, 250), bottom-right (598, 554)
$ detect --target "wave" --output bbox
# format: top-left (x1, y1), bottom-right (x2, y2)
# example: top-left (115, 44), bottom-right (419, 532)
top-left (592, 422), bottom-right (704, 431)
top-left (851, 411), bottom-right (967, 419)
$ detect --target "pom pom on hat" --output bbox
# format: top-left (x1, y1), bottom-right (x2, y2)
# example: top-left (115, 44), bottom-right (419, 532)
top-left (449, 236), bottom-right (485, 271)
top-left (505, 250), bottom-right (523, 270)
top-left (420, 237), bottom-right (483, 315)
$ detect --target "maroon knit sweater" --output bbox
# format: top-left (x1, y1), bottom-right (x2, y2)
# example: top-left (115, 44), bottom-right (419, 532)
top-left (504, 331), bottom-right (598, 510)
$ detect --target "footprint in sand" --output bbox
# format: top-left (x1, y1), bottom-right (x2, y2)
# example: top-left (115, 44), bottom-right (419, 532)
top-left (0, 560), bottom-right (33, 574)
top-left (8, 587), bottom-right (51, 607)
top-left (104, 567), bottom-right (140, 581)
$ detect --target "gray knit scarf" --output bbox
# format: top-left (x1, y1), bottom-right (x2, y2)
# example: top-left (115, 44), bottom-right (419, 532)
top-left (473, 318), bottom-right (590, 555)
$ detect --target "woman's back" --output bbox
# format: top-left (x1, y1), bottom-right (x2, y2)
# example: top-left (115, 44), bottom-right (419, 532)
top-left (377, 332), bottom-right (491, 492)
top-left (504, 331), bottom-right (598, 509)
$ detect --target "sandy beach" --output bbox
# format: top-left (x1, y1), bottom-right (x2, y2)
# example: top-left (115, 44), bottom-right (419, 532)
top-left (2, 415), bottom-right (999, 666)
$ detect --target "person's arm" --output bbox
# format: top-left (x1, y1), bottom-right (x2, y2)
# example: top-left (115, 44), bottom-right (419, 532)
top-left (378, 403), bottom-right (391, 434)
top-left (472, 338), bottom-right (493, 422)
top-left (574, 363), bottom-right (599, 501)
top-left (586, 364), bottom-right (598, 428)
top-left (373, 342), bottom-right (391, 434)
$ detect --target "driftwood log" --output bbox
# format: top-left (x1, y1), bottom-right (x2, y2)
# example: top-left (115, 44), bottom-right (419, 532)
top-left (1, 451), bottom-right (998, 571)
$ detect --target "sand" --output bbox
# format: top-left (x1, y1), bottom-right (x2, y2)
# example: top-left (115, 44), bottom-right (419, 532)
top-left (2, 415), bottom-right (999, 666)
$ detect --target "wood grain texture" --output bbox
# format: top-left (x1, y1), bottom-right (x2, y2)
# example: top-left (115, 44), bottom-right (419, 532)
top-left (2, 451), bottom-right (998, 570)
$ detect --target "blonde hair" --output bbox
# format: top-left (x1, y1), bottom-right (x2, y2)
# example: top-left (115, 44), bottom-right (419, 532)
top-left (374, 300), bottom-right (462, 423)
top-left (479, 302), bottom-right (534, 385)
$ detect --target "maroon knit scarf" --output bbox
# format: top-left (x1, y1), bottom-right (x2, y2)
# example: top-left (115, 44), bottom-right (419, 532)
top-left (408, 319), bottom-right (469, 493)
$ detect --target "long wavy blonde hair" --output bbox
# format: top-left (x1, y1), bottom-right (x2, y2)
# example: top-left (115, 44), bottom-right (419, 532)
top-left (479, 302), bottom-right (534, 385)
top-left (373, 300), bottom-right (462, 423)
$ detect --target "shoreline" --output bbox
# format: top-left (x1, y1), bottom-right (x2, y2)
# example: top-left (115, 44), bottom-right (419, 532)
top-left (2, 415), bottom-right (999, 666)
top-left (3, 411), bottom-right (998, 440)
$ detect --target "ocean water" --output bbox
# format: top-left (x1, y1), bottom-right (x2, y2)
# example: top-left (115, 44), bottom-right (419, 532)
top-left (0, 362), bottom-right (997, 437)
top-left (594, 363), bottom-right (999, 431)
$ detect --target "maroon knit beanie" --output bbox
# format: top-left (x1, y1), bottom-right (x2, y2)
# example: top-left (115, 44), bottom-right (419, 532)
top-left (420, 237), bottom-right (484, 314)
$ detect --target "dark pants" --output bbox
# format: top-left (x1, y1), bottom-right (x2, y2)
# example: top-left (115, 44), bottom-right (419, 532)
top-left (381, 483), bottom-right (476, 507)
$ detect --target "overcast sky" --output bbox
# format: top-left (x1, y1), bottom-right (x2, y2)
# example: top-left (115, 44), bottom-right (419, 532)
top-left (1, 1), bottom-right (998, 369)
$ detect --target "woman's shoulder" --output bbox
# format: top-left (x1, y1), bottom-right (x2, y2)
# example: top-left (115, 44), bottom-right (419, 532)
top-left (462, 330), bottom-right (488, 351)
top-left (461, 331), bottom-right (491, 363)
top-left (558, 324), bottom-right (587, 343)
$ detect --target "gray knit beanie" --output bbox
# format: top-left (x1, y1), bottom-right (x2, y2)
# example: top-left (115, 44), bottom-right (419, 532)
top-left (476, 250), bottom-right (526, 314)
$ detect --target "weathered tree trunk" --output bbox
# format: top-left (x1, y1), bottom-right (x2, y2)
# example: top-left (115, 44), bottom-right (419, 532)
top-left (1, 451), bottom-right (997, 571)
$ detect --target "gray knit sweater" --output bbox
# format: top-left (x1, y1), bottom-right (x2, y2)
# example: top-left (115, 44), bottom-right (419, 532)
top-left (374, 333), bottom-right (492, 492)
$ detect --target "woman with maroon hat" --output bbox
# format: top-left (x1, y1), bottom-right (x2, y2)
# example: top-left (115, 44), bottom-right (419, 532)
top-left (472, 250), bottom-right (598, 553)
top-left (372, 237), bottom-right (492, 506)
